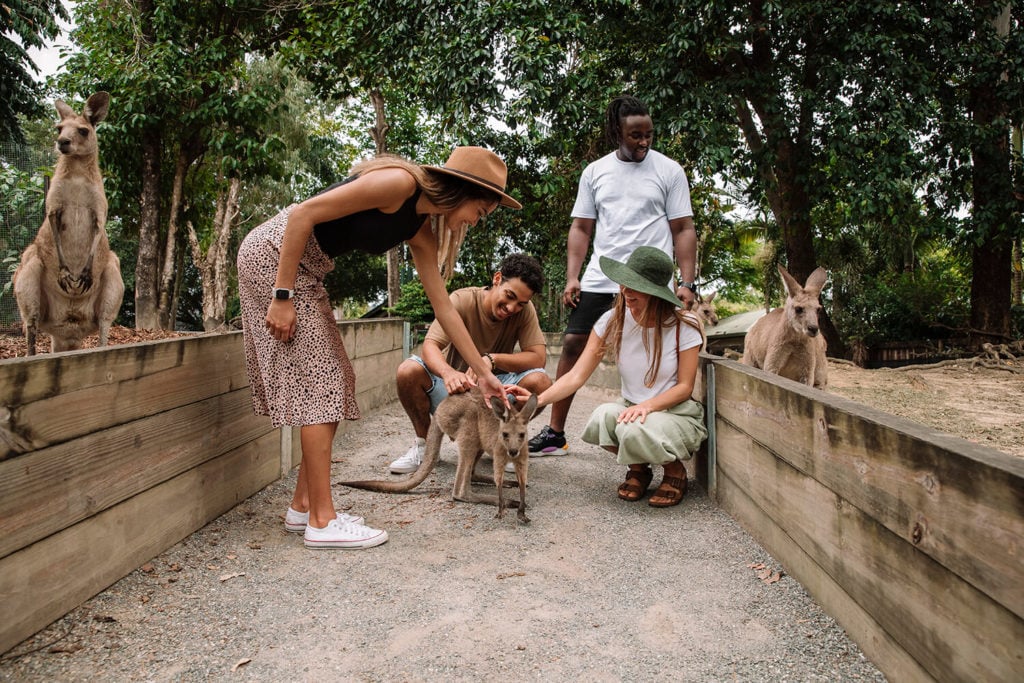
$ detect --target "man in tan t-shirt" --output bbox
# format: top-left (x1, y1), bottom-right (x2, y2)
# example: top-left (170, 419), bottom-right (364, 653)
top-left (389, 253), bottom-right (552, 473)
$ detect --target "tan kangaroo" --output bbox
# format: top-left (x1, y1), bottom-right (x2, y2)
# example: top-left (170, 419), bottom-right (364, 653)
top-left (742, 264), bottom-right (828, 388)
top-left (687, 290), bottom-right (719, 327)
top-left (343, 389), bottom-right (539, 523)
top-left (13, 92), bottom-right (124, 355)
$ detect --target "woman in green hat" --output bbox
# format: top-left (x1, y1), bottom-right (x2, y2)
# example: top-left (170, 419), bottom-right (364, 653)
top-left (508, 245), bottom-right (707, 506)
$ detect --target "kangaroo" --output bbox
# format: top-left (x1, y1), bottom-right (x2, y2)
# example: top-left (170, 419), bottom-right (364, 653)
top-left (343, 389), bottom-right (539, 523)
top-left (13, 92), bottom-right (124, 355)
top-left (687, 290), bottom-right (719, 327)
top-left (742, 264), bottom-right (828, 388)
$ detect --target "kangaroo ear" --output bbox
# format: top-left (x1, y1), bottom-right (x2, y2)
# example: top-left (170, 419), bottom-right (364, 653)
top-left (777, 264), bottom-right (800, 297)
top-left (489, 396), bottom-right (507, 420)
top-left (55, 100), bottom-right (74, 120)
top-left (522, 393), bottom-right (539, 419)
top-left (84, 92), bottom-right (110, 125)
top-left (804, 267), bottom-right (828, 293)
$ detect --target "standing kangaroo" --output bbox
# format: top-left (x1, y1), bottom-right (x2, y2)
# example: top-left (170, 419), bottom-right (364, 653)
top-left (13, 92), bottom-right (124, 355)
top-left (742, 264), bottom-right (828, 388)
top-left (343, 389), bottom-right (539, 523)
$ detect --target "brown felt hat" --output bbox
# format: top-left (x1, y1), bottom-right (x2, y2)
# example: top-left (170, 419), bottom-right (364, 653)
top-left (423, 146), bottom-right (522, 210)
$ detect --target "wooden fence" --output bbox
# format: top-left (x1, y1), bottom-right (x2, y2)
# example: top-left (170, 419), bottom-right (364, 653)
top-left (705, 358), bottom-right (1024, 682)
top-left (0, 319), bottom-right (406, 654)
top-left (2, 327), bottom-right (1021, 681)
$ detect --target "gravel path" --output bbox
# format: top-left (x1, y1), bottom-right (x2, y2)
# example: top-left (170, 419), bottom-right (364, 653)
top-left (0, 386), bottom-right (886, 682)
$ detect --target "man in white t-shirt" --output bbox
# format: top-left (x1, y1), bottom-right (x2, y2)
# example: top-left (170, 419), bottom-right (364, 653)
top-left (529, 95), bottom-right (698, 455)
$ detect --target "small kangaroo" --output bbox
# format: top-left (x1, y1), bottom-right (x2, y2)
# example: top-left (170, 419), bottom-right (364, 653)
top-left (343, 389), bottom-right (539, 523)
top-left (13, 91), bottom-right (124, 355)
top-left (687, 290), bottom-right (719, 327)
top-left (742, 264), bottom-right (828, 388)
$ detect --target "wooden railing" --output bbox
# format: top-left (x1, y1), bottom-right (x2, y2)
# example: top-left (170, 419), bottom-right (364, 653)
top-left (3, 329), bottom-right (1021, 682)
top-left (705, 358), bottom-right (1024, 682)
top-left (0, 320), bottom-right (405, 653)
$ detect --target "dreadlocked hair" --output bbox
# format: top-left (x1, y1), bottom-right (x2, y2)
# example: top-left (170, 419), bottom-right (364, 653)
top-left (348, 154), bottom-right (501, 283)
top-left (605, 95), bottom-right (650, 148)
top-left (600, 295), bottom-right (705, 387)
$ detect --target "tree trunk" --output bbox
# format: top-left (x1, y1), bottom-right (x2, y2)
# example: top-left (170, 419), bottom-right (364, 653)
top-left (733, 97), bottom-right (846, 357)
top-left (133, 0), bottom-right (161, 331)
top-left (967, 1), bottom-right (1014, 344)
top-left (1013, 238), bottom-right (1022, 307)
top-left (188, 175), bottom-right (240, 331)
top-left (134, 133), bottom-right (162, 330)
top-left (157, 150), bottom-right (189, 329)
top-left (368, 89), bottom-right (402, 309)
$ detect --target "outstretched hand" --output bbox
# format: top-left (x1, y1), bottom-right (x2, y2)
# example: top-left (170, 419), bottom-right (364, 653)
top-left (476, 371), bottom-right (508, 408)
top-left (503, 384), bottom-right (532, 403)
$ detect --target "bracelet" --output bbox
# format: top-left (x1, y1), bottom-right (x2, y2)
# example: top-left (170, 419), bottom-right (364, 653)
top-left (484, 352), bottom-right (496, 371)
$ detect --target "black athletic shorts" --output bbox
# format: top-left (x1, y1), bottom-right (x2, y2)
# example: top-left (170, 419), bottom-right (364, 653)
top-left (564, 291), bottom-right (617, 334)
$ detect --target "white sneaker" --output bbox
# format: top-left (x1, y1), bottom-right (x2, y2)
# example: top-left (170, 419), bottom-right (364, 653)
top-left (284, 507), bottom-right (365, 533)
top-left (390, 440), bottom-right (425, 474)
top-left (304, 519), bottom-right (389, 549)
top-left (504, 460), bottom-right (517, 473)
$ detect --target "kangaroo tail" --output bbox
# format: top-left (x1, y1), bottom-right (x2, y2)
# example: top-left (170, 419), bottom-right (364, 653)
top-left (340, 417), bottom-right (444, 493)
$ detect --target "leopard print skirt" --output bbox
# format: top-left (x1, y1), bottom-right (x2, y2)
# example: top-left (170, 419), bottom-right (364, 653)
top-left (236, 207), bottom-right (360, 427)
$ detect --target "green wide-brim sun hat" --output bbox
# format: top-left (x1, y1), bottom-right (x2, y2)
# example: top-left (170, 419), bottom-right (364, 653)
top-left (599, 246), bottom-right (681, 307)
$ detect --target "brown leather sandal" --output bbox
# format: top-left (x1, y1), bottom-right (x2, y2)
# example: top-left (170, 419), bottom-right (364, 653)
top-left (649, 474), bottom-right (688, 507)
top-left (617, 466), bottom-right (654, 502)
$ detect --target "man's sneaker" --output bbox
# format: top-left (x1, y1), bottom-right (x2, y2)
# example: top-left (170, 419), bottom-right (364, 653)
top-left (284, 507), bottom-right (364, 533)
top-left (528, 425), bottom-right (569, 456)
top-left (304, 519), bottom-right (389, 549)
top-left (390, 440), bottom-right (425, 474)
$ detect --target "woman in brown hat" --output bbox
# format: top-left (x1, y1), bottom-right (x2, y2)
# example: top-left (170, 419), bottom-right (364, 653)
top-left (508, 246), bottom-right (707, 507)
top-left (236, 146), bottom-right (521, 549)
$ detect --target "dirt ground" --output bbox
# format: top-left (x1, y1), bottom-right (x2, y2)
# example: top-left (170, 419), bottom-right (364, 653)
top-left (1, 384), bottom-right (887, 682)
top-left (824, 359), bottom-right (1024, 459)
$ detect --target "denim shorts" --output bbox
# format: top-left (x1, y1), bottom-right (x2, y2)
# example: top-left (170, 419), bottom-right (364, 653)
top-left (407, 355), bottom-right (546, 413)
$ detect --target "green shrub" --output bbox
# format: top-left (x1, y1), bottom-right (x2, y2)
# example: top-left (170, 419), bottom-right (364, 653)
top-left (834, 269), bottom-right (969, 347)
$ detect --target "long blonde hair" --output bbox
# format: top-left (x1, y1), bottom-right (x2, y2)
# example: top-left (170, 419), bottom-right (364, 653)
top-left (349, 153), bottom-right (497, 282)
top-left (600, 296), bottom-right (705, 387)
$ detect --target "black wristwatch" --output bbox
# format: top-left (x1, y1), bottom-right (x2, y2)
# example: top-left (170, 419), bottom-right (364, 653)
top-left (272, 287), bottom-right (294, 300)
top-left (679, 281), bottom-right (697, 293)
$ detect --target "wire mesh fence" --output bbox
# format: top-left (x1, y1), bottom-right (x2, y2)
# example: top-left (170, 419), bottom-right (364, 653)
top-left (1, 139), bottom-right (54, 328)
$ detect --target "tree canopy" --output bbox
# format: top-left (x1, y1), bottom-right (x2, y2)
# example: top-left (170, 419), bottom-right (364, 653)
top-left (18, 0), bottom-right (1023, 353)
top-left (0, 0), bottom-right (69, 142)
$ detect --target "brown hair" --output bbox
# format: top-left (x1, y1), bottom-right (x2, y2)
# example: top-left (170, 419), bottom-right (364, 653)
top-left (600, 296), bottom-right (704, 387)
top-left (348, 154), bottom-right (501, 281)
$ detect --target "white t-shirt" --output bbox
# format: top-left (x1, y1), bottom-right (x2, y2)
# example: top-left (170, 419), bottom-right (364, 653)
top-left (594, 309), bottom-right (703, 403)
top-left (572, 149), bottom-right (693, 293)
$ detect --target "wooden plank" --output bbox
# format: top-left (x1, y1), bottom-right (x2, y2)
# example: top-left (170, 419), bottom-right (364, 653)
top-left (714, 461), bottom-right (935, 683)
top-left (0, 333), bottom-right (249, 457)
top-left (344, 318), bottom-right (405, 362)
top-left (713, 360), bottom-right (1024, 619)
top-left (0, 431), bottom-right (280, 655)
top-left (0, 388), bottom-right (274, 560)
top-left (715, 421), bottom-right (1024, 682)
top-left (353, 348), bottom-right (404, 395)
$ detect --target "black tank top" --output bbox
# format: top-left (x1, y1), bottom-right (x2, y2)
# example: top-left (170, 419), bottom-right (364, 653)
top-left (311, 175), bottom-right (425, 257)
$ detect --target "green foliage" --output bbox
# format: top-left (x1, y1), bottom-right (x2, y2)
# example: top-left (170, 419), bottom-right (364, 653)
top-left (0, 0), bottom-right (69, 142)
top-left (20, 0), bottom-right (1021, 347)
top-left (387, 279), bottom-right (433, 325)
top-left (0, 140), bottom-right (49, 324)
top-left (833, 265), bottom-right (970, 348)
